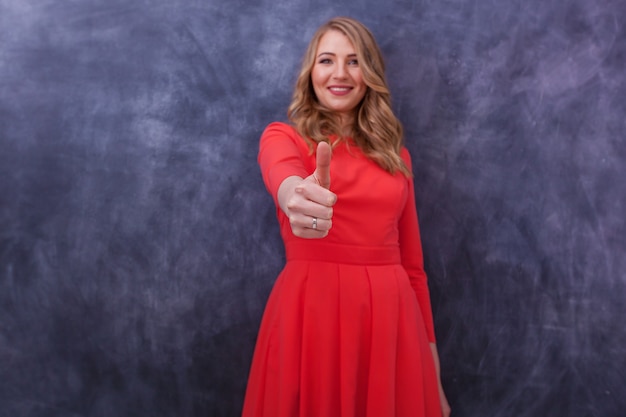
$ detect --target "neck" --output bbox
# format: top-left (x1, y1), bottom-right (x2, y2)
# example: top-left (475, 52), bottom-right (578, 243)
top-left (338, 113), bottom-right (355, 137)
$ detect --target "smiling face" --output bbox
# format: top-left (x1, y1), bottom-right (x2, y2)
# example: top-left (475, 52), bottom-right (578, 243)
top-left (311, 29), bottom-right (367, 123)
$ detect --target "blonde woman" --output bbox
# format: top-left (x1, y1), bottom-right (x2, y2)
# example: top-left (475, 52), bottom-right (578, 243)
top-left (242, 16), bottom-right (450, 417)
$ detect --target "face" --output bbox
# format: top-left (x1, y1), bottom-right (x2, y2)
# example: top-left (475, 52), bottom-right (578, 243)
top-left (311, 30), bottom-right (367, 120)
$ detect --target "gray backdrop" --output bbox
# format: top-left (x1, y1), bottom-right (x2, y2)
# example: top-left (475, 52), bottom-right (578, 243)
top-left (1, 0), bottom-right (625, 416)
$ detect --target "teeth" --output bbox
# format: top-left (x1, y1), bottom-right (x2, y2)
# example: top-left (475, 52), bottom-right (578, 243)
top-left (330, 87), bottom-right (350, 91)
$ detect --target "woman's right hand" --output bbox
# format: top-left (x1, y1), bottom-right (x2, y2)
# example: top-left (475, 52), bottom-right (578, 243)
top-left (277, 141), bottom-right (336, 238)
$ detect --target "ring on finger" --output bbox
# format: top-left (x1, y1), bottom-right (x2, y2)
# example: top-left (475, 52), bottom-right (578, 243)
top-left (312, 217), bottom-right (318, 230)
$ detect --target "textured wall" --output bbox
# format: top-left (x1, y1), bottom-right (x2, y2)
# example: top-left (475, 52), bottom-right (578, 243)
top-left (1, 0), bottom-right (624, 416)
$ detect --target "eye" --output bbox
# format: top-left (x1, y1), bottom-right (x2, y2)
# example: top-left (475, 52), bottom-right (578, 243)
top-left (348, 58), bottom-right (359, 66)
top-left (318, 58), bottom-right (333, 64)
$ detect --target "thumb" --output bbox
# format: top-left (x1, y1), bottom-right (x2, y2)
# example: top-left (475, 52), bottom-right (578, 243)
top-left (314, 141), bottom-right (332, 189)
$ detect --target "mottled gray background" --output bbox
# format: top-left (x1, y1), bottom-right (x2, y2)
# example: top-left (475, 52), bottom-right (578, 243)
top-left (1, 0), bottom-right (625, 416)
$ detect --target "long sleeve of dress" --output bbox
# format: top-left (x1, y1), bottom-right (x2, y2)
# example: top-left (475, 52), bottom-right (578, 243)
top-left (258, 122), bottom-right (311, 205)
top-left (399, 148), bottom-right (437, 343)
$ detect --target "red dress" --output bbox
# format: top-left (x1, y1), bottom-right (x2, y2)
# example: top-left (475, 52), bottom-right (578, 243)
top-left (242, 122), bottom-right (441, 417)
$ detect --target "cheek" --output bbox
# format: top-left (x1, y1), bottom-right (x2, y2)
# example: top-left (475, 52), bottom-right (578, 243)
top-left (311, 71), bottom-right (321, 88)
top-left (311, 65), bottom-right (325, 81)
top-left (354, 79), bottom-right (366, 98)
top-left (350, 69), bottom-right (365, 88)
top-left (350, 68), bottom-right (365, 88)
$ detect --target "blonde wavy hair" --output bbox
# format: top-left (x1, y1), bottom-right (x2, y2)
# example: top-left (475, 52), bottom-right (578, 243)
top-left (287, 17), bottom-right (411, 176)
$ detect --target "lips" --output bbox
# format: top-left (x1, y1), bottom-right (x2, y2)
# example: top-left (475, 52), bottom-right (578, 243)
top-left (328, 86), bottom-right (353, 96)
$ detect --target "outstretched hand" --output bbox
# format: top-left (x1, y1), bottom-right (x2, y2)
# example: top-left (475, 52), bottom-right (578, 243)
top-left (277, 141), bottom-right (336, 239)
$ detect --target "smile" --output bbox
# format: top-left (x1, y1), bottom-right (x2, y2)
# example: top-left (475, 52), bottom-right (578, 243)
top-left (328, 87), bottom-right (353, 95)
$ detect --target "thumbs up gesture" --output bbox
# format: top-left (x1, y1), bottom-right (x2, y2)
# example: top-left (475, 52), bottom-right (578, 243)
top-left (277, 141), bottom-right (337, 238)
top-left (312, 140), bottom-right (331, 189)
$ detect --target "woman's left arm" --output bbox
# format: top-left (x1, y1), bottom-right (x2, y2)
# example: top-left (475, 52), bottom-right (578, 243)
top-left (398, 148), bottom-right (451, 416)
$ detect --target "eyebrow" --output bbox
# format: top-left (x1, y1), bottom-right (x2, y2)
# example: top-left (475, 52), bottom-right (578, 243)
top-left (317, 52), bottom-right (358, 58)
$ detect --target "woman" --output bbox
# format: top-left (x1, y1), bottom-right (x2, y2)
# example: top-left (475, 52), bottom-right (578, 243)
top-left (242, 17), bottom-right (451, 417)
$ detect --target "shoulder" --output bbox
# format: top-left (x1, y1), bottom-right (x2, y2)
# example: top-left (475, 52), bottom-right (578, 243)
top-left (262, 121), bottom-right (298, 138)
top-left (400, 146), bottom-right (413, 169)
top-left (261, 122), bottom-right (309, 149)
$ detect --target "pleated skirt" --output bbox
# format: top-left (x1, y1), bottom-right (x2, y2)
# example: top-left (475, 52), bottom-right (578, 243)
top-left (242, 243), bottom-right (441, 417)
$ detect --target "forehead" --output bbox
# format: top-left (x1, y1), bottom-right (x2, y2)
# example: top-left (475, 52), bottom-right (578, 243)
top-left (316, 29), bottom-right (356, 54)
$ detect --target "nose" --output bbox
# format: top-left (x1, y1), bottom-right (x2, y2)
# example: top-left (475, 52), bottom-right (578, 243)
top-left (332, 62), bottom-right (348, 80)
